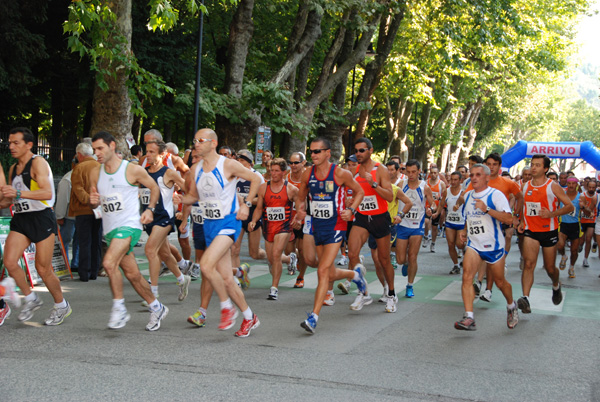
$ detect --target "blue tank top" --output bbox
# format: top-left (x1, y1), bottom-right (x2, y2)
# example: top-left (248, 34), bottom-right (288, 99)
top-left (141, 166), bottom-right (172, 222)
top-left (308, 164), bottom-right (346, 231)
top-left (560, 193), bottom-right (580, 224)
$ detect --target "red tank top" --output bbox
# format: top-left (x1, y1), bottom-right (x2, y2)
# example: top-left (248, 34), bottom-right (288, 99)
top-left (354, 163), bottom-right (388, 215)
top-left (581, 192), bottom-right (597, 223)
top-left (263, 180), bottom-right (294, 223)
top-left (522, 178), bottom-right (559, 232)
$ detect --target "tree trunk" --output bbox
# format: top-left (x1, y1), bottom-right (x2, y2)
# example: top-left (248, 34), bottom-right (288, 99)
top-left (89, 0), bottom-right (133, 155)
top-left (414, 102), bottom-right (432, 166)
top-left (458, 97), bottom-right (485, 163)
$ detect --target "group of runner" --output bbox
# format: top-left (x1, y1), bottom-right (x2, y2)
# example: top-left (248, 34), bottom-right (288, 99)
top-left (0, 126), bottom-right (599, 337)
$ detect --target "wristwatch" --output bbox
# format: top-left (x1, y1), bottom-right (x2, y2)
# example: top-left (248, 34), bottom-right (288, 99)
top-left (347, 207), bottom-right (356, 214)
top-left (397, 212), bottom-right (405, 219)
top-left (485, 207), bottom-right (491, 214)
top-left (371, 182), bottom-right (378, 189)
top-left (148, 207), bottom-right (156, 213)
top-left (243, 197), bottom-right (252, 208)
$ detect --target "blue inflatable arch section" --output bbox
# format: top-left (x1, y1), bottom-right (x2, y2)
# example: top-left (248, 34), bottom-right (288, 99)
top-left (501, 140), bottom-right (600, 171)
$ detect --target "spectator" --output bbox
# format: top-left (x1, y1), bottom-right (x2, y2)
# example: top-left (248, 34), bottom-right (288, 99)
top-left (130, 145), bottom-right (143, 164)
top-left (55, 169), bottom-right (77, 268)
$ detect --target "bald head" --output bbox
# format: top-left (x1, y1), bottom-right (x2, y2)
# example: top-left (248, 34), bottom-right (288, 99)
top-left (196, 128), bottom-right (217, 141)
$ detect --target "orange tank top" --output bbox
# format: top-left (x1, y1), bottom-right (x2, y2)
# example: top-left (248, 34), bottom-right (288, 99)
top-left (522, 178), bottom-right (558, 232)
top-left (354, 163), bottom-right (388, 215)
top-left (426, 179), bottom-right (441, 208)
top-left (581, 192), bottom-right (597, 223)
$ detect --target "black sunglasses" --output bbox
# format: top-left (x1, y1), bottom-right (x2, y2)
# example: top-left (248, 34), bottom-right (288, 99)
top-left (310, 149), bottom-right (329, 154)
top-left (355, 148), bottom-right (368, 153)
top-left (289, 161), bottom-right (302, 165)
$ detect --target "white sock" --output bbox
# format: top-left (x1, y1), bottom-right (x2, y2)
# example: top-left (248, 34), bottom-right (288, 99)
top-left (55, 299), bottom-right (67, 309)
top-left (552, 284), bottom-right (560, 291)
top-left (220, 298), bottom-right (233, 310)
top-left (242, 307), bottom-right (253, 320)
top-left (112, 298), bottom-right (125, 310)
top-left (178, 258), bottom-right (186, 268)
top-left (149, 299), bottom-right (161, 311)
top-left (507, 302), bottom-right (516, 309)
top-left (235, 267), bottom-right (243, 278)
top-left (353, 271), bottom-right (360, 281)
top-left (326, 290), bottom-right (333, 296)
top-left (176, 274), bottom-right (184, 284)
top-left (151, 286), bottom-right (159, 296)
top-left (407, 282), bottom-right (413, 287)
top-left (25, 292), bottom-right (37, 302)
top-left (466, 311), bottom-right (474, 319)
top-left (199, 307), bottom-right (207, 316)
top-left (312, 312), bottom-right (319, 322)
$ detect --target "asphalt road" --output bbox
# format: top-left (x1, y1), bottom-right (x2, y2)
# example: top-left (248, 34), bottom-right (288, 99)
top-left (2, 231), bottom-right (600, 401)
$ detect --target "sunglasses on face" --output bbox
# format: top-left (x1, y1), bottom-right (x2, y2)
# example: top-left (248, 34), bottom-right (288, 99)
top-left (355, 148), bottom-right (368, 153)
top-left (193, 138), bottom-right (213, 144)
top-left (310, 149), bottom-right (329, 154)
top-left (289, 161), bottom-right (302, 165)
top-left (400, 167), bottom-right (406, 171)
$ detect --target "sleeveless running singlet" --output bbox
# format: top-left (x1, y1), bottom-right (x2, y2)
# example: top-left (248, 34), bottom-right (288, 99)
top-left (11, 155), bottom-right (55, 213)
top-left (262, 180), bottom-right (294, 235)
top-left (195, 156), bottom-right (238, 219)
top-left (98, 160), bottom-right (142, 234)
top-left (561, 193), bottom-right (580, 224)
top-left (140, 165), bottom-right (174, 219)
top-left (426, 179), bottom-right (441, 209)
top-left (445, 187), bottom-right (465, 226)
top-left (522, 178), bottom-right (559, 232)
top-left (398, 180), bottom-right (426, 229)
top-left (581, 192), bottom-right (597, 223)
top-left (308, 164), bottom-right (346, 231)
top-left (462, 187), bottom-right (510, 251)
top-left (354, 164), bottom-right (388, 215)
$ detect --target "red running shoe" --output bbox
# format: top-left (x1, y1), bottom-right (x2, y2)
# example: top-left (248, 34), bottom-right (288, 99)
top-left (235, 314), bottom-right (260, 337)
top-left (218, 307), bottom-right (238, 330)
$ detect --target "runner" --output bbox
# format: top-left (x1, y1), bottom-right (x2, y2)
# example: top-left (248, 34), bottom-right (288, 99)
top-left (580, 179), bottom-right (597, 268)
top-left (0, 127), bottom-right (72, 326)
top-left (556, 177), bottom-right (583, 278)
top-left (140, 140), bottom-right (191, 304)
top-left (286, 151), bottom-right (309, 287)
top-left (89, 131), bottom-right (168, 331)
top-left (517, 154), bottom-right (574, 314)
top-left (0, 277), bottom-right (22, 326)
top-left (454, 164), bottom-right (518, 331)
top-left (396, 160), bottom-right (436, 298)
top-left (249, 158), bottom-right (299, 300)
top-left (293, 137), bottom-right (366, 334)
top-left (423, 166), bottom-right (446, 252)
top-left (181, 128), bottom-right (261, 337)
top-left (440, 171), bottom-right (465, 274)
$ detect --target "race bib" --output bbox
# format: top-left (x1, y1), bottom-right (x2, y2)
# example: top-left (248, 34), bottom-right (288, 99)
top-left (13, 199), bottom-right (31, 213)
top-left (266, 207), bottom-right (285, 221)
top-left (467, 218), bottom-right (486, 235)
top-left (202, 200), bottom-right (223, 220)
top-left (525, 201), bottom-right (541, 216)
top-left (139, 188), bottom-right (151, 206)
top-left (310, 201), bottom-right (334, 219)
top-left (191, 206), bottom-right (204, 224)
top-left (405, 206), bottom-right (420, 220)
top-left (359, 195), bottom-right (379, 212)
top-left (101, 193), bottom-right (124, 214)
top-left (446, 211), bottom-right (461, 223)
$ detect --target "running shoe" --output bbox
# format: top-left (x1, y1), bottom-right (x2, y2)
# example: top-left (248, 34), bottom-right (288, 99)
top-left (350, 293), bottom-right (373, 311)
top-left (294, 277), bottom-right (304, 288)
top-left (0, 303), bottom-right (11, 326)
top-left (239, 263), bottom-right (251, 290)
top-left (593, 242), bottom-right (598, 253)
top-left (583, 258), bottom-right (590, 268)
top-left (190, 263), bottom-right (200, 280)
top-left (336, 255), bottom-right (348, 266)
top-left (457, 249), bottom-right (463, 258)
top-left (287, 252), bottom-right (298, 275)
top-left (422, 237), bottom-right (429, 248)
top-left (323, 292), bottom-right (335, 306)
top-left (507, 305), bottom-right (519, 329)
top-left (359, 255), bottom-right (364, 264)
top-left (146, 304), bottom-right (169, 331)
top-left (178, 275), bottom-right (191, 301)
top-left (568, 268), bottom-right (575, 278)
top-left (1, 278), bottom-right (21, 308)
top-left (579, 243), bottom-right (584, 253)
top-left (430, 243), bottom-right (436, 253)
top-left (480, 289), bottom-right (492, 302)
top-left (108, 307), bottom-right (130, 329)
top-left (235, 314), bottom-right (260, 337)
top-left (188, 310), bottom-right (206, 327)
top-left (455, 315), bottom-right (476, 331)
top-left (18, 293), bottom-right (43, 321)
top-left (267, 287), bottom-right (278, 301)
top-left (552, 284), bottom-right (563, 305)
top-left (519, 257), bottom-right (524, 271)
top-left (218, 307), bottom-right (238, 330)
top-left (401, 263), bottom-right (408, 277)
top-left (379, 285), bottom-right (389, 303)
top-left (559, 255), bottom-right (568, 270)
top-left (44, 301), bottom-right (72, 326)
top-left (181, 260), bottom-right (193, 275)
top-left (473, 280), bottom-right (482, 297)
top-left (352, 264), bottom-right (368, 295)
top-left (405, 285), bottom-right (415, 298)
top-left (337, 280), bottom-right (351, 294)
top-left (385, 295), bottom-right (398, 313)
top-left (159, 262), bottom-right (169, 277)
top-left (449, 265), bottom-right (460, 275)
top-left (301, 312), bottom-right (317, 334)
top-left (517, 297), bottom-right (531, 314)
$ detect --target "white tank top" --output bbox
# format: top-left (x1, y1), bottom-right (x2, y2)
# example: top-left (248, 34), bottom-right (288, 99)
top-left (462, 187), bottom-right (510, 251)
top-left (445, 187), bottom-right (465, 225)
top-left (11, 155), bottom-right (55, 214)
top-left (398, 180), bottom-right (426, 229)
top-left (98, 160), bottom-right (142, 234)
top-left (195, 156), bottom-right (239, 219)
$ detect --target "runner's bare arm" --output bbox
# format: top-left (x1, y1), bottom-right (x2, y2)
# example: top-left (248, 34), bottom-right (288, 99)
top-left (337, 168), bottom-right (364, 218)
top-left (88, 166), bottom-right (101, 208)
top-left (547, 182), bottom-right (574, 218)
top-left (248, 183), bottom-right (267, 232)
top-left (2, 157), bottom-right (54, 201)
top-left (165, 168), bottom-right (186, 190)
top-left (226, 158), bottom-right (260, 220)
top-left (293, 168), bottom-right (311, 224)
top-left (0, 164), bottom-right (7, 207)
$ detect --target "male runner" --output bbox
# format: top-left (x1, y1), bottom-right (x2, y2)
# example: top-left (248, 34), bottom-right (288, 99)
top-left (396, 160), bottom-right (436, 298)
top-left (0, 127), bottom-right (72, 326)
top-left (455, 164), bottom-right (518, 331)
top-left (557, 177), bottom-right (583, 278)
top-left (440, 171), bottom-right (465, 274)
top-left (181, 128), bottom-right (261, 337)
top-left (293, 138), bottom-right (366, 334)
top-left (286, 151), bottom-right (308, 286)
top-left (89, 131), bottom-right (168, 331)
top-left (580, 179), bottom-right (597, 267)
top-left (517, 154), bottom-right (574, 314)
top-left (423, 166), bottom-right (446, 252)
top-left (249, 158), bottom-right (299, 300)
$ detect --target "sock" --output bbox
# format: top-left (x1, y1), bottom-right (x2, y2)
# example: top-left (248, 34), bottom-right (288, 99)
top-left (466, 311), bottom-right (474, 319)
top-left (149, 298), bottom-right (161, 311)
top-left (220, 298), bottom-right (233, 310)
top-left (177, 258), bottom-right (186, 268)
top-left (242, 307), bottom-right (253, 320)
top-left (151, 286), bottom-right (159, 296)
top-left (507, 301), bottom-right (516, 310)
top-left (326, 290), bottom-right (333, 296)
top-left (199, 307), bottom-right (207, 316)
top-left (235, 267), bottom-right (243, 278)
top-left (522, 295), bottom-right (529, 302)
top-left (388, 289), bottom-right (396, 297)
top-left (55, 299), bottom-right (67, 309)
top-left (312, 312), bottom-right (319, 322)
top-left (25, 292), bottom-right (37, 302)
top-left (353, 271), bottom-right (360, 281)
top-left (112, 298), bottom-right (125, 310)
top-left (552, 284), bottom-right (560, 291)
top-left (176, 274), bottom-right (184, 285)
top-left (407, 282), bottom-right (413, 287)
top-left (454, 264), bottom-right (460, 268)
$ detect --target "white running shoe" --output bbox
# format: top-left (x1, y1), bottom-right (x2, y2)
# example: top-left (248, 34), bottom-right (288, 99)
top-left (267, 286), bottom-right (279, 300)
top-left (178, 275), bottom-right (192, 301)
top-left (379, 285), bottom-right (389, 303)
top-left (146, 304), bottom-right (169, 331)
top-left (480, 289), bottom-right (492, 302)
top-left (350, 293), bottom-right (373, 311)
top-left (288, 252), bottom-right (298, 275)
top-left (337, 280), bottom-right (351, 294)
top-left (44, 301), bottom-right (72, 326)
top-left (1, 277), bottom-right (21, 308)
top-left (583, 258), bottom-right (590, 268)
top-left (336, 255), bottom-right (348, 266)
top-left (385, 295), bottom-right (398, 313)
top-left (108, 307), bottom-right (130, 329)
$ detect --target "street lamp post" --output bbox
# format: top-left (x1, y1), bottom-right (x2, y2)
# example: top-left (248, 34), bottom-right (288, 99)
top-left (193, 1), bottom-right (205, 134)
